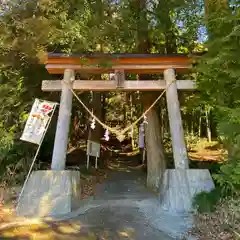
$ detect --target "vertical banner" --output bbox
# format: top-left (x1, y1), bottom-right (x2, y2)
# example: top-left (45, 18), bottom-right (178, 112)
top-left (20, 99), bottom-right (57, 145)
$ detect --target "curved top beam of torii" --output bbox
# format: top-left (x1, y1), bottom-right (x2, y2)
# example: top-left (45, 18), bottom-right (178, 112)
top-left (41, 52), bottom-right (199, 75)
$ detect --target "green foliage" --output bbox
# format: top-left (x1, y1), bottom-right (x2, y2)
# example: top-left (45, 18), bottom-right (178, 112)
top-left (193, 3), bottom-right (240, 217)
top-left (0, 123), bottom-right (15, 162)
top-left (213, 159), bottom-right (240, 195)
top-left (0, 123), bottom-right (34, 186)
top-left (196, 3), bottom-right (240, 196)
top-left (193, 188), bottom-right (222, 213)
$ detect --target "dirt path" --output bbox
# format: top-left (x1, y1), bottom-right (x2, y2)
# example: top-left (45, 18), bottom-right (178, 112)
top-left (0, 158), bottom-right (183, 239)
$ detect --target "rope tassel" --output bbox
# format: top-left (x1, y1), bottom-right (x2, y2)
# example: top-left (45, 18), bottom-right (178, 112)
top-left (104, 129), bottom-right (110, 141)
top-left (143, 114), bottom-right (148, 124)
top-left (90, 118), bottom-right (96, 129)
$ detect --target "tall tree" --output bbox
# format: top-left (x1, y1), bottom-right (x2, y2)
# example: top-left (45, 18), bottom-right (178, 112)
top-left (134, 0), bottom-right (166, 191)
top-left (197, 0), bottom-right (240, 192)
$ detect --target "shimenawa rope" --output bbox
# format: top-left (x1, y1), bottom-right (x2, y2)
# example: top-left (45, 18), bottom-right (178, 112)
top-left (66, 78), bottom-right (175, 142)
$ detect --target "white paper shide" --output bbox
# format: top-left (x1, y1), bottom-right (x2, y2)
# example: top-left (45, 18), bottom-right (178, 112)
top-left (20, 99), bottom-right (57, 145)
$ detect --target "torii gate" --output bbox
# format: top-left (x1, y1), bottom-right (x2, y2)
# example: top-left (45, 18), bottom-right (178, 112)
top-left (17, 53), bottom-right (214, 217)
top-left (43, 53), bottom-right (194, 170)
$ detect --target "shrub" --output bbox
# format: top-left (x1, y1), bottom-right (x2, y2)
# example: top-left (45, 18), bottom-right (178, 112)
top-left (0, 123), bottom-right (34, 187)
top-left (193, 187), bottom-right (222, 213)
top-left (213, 159), bottom-right (240, 196)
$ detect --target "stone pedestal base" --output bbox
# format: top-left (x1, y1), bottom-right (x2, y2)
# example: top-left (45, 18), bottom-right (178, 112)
top-left (16, 170), bottom-right (81, 217)
top-left (160, 169), bottom-right (215, 213)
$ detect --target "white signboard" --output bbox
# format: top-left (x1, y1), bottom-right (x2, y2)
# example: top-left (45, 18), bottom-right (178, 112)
top-left (87, 140), bottom-right (100, 157)
top-left (20, 99), bottom-right (57, 145)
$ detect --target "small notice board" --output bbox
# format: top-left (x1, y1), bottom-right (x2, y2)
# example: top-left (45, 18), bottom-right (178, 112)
top-left (87, 140), bottom-right (100, 157)
top-left (86, 140), bottom-right (101, 169)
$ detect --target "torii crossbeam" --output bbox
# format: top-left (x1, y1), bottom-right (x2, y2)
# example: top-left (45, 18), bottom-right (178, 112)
top-left (42, 53), bottom-right (196, 92)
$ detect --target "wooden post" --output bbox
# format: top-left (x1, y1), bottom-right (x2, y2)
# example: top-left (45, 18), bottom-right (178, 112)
top-left (115, 70), bottom-right (125, 88)
top-left (164, 69), bottom-right (189, 169)
top-left (87, 155), bottom-right (90, 169)
top-left (51, 69), bottom-right (75, 170)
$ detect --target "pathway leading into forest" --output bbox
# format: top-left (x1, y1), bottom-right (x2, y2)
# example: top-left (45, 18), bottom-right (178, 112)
top-left (70, 157), bottom-right (175, 240)
top-left (0, 156), bottom-right (194, 239)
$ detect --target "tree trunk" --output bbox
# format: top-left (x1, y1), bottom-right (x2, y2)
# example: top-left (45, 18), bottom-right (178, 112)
top-left (101, 93), bottom-right (106, 135)
top-left (144, 94), bottom-right (166, 191)
top-left (186, 113), bottom-right (191, 135)
top-left (205, 108), bottom-right (212, 142)
top-left (88, 92), bottom-right (102, 144)
top-left (123, 93), bottom-right (128, 126)
top-left (198, 113), bottom-right (202, 138)
top-left (165, 30), bottom-right (177, 54)
top-left (88, 0), bottom-right (104, 145)
top-left (191, 112), bottom-right (194, 136)
top-left (135, 0), bottom-right (166, 191)
top-left (130, 94), bottom-right (135, 150)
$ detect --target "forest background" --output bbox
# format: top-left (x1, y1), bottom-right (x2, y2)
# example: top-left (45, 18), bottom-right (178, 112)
top-left (0, 0), bottom-right (239, 239)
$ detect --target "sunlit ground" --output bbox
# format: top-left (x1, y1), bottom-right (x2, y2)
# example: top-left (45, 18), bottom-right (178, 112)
top-left (0, 207), bottom-right (137, 240)
top-left (188, 140), bottom-right (226, 162)
top-left (108, 162), bottom-right (132, 172)
top-left (0, 208), bottom-right (93, 240)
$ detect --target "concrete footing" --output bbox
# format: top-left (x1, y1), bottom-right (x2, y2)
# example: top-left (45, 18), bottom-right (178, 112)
top-left (16, 170), bottom-right (81, 217)
top-left (160, 169), bottom-right (215, 213)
